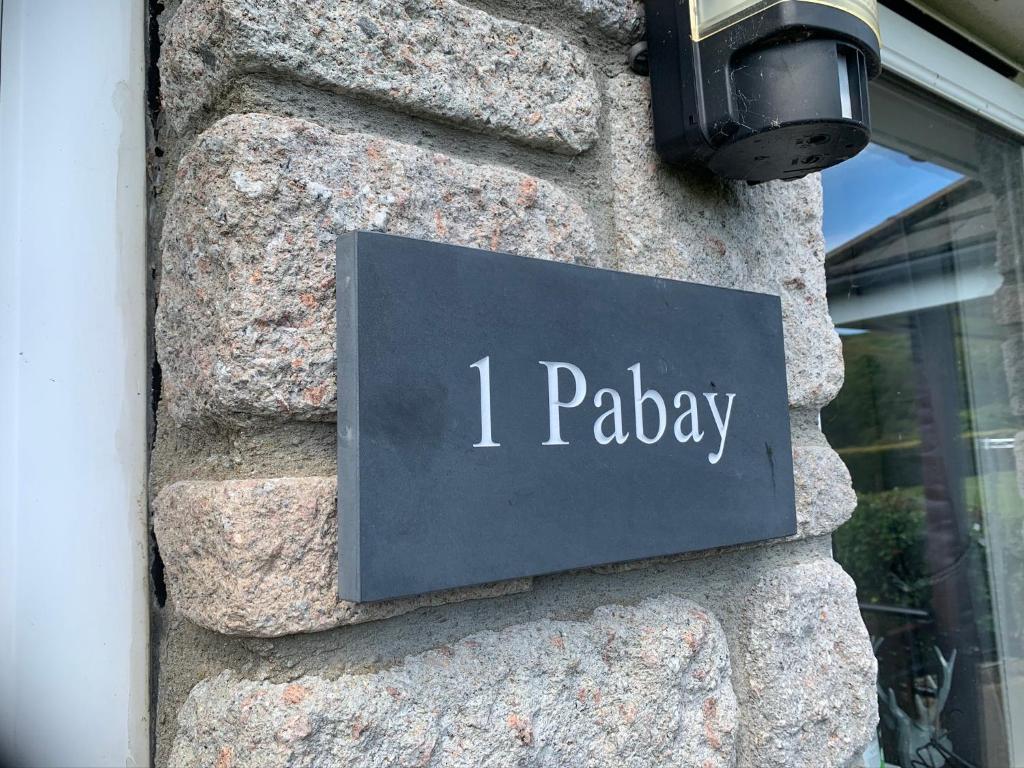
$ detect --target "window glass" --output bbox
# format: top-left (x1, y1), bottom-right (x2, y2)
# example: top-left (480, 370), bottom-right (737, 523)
top-left (822, 76), bottom-right (1024, 768)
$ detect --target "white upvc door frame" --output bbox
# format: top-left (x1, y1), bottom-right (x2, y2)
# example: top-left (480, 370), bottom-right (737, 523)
top-left (0, 1), bottom-right (149, 766)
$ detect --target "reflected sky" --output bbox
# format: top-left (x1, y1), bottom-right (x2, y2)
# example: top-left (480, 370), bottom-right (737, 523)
top-left (821, 143), bottom-right (963, 252)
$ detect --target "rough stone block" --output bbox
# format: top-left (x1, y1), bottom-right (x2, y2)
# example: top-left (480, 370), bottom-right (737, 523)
top-left (162, 0), bottom-right (600, 153)
top-left (607, 76), bottom-right (844, 409)
top-left (993, 196), bottom-right (1023, 275)
top-left (738, 559), bottom-right (877, 768)
top-left (556, 0), bottom-right (644, 42)
top-left (994, 281), bottom-right (1023, 326)
top-left (153, 476), bottom-right (531, 636)
top-left (793, 445), bottom-right (857, 538)
top-left (1004, 336), bottom-right (1024, 416)
top-left (168, 596), bottom-right (738, 767)
top-left (155, 113), bottom-right (595, 425)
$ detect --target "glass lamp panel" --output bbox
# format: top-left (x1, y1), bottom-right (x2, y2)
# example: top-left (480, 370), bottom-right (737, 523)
top-left (690, 0), bottom-right (879, 40)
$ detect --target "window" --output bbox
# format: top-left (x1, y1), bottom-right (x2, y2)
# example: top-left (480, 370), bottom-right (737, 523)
top-left (823, 74), bottom-right (1024, 767)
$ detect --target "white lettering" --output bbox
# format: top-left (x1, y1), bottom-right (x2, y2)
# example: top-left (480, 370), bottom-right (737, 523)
top-left (593, 388), bottom-right (629, 445)
top-left (470, 356), bottom-right (500, 447)
top-left (672, 390), bottom-right (704, 443)
top-left (628, 363), bottom-right (666, 445)
top-left (704, 393), bottom-right (736, 464)
top-left (476, 357), bottom-right (739, 456)
top-left (539, 361), bottom-right (587, 446)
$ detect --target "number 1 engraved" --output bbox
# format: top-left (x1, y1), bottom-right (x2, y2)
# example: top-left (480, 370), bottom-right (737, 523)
top-left (470, 356), bottom-right (500, 447)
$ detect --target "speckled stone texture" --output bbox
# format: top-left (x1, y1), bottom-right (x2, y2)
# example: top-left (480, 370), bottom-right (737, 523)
top-left (155, 113), bottom-right (595, 425)
top-left (162, 0), bottom-right (600, 153)
top-left (556, 0), bottom-right (644, 42)
top-left (607, 75), bottom-right (845, 409)
top-left (150, 0), bottom-right (880, 761)
top-left (152, 477), bottom-right (531, 636)
top-left (792, 445), bottom-right (857, 537)
top-left (994, 281), bottom-right (1023, 326)
top-left (168, 596), bottom-right (738, 768)
top-left (1005, 336), bottom-right (1024, 416)
top-left (738, 559), bottom-right (878, 768)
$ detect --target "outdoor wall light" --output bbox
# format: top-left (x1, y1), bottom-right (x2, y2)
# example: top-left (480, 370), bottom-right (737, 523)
top-left (641, 0), bottom-right (881, 184)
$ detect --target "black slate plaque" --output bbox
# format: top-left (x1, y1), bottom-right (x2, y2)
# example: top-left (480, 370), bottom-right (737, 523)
top-left (337, 231), bottom-right (795, 602)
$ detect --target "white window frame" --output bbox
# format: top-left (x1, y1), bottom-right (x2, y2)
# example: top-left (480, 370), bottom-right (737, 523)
top-left (879, 5), bottom-right (1024, 140)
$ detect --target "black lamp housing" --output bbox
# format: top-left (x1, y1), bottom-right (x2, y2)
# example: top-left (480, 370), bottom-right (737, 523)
top-left (644, 0), bottom-right (882, 184)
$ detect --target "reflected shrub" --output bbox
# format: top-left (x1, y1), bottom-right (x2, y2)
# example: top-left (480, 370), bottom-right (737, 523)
top-left (834, 487), bottom-right (928, 609)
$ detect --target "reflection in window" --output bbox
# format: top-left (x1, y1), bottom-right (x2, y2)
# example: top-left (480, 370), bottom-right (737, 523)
top-left (822, 77), bottom-right (1024, 768)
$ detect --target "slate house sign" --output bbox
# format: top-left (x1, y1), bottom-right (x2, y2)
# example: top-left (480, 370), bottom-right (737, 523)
top-left (337, 232), bottom-right (796, 602)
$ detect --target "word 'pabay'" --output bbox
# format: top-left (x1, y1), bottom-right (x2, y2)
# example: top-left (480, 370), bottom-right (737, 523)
top-left (471, 357), bottom-right (735, 464)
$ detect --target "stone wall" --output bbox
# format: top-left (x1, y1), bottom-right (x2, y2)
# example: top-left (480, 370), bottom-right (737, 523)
top-left (982, 137), bottom-right (1024, 497)
top-left (149, 1), bottom-right (877, 765)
